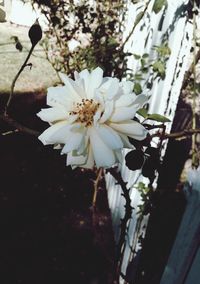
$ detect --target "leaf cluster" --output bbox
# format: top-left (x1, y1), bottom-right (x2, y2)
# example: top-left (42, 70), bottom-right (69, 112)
top-left (31, 0), bottom-right (128, 78)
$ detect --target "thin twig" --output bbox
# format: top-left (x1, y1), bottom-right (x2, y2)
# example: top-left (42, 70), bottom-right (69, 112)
top-left (119, 0), bottom-right (151, 52)
top-left (92, 167), bottom-right (103, 208)
top-left (92, 167), bottom-right (103, 227)
top-left (4, 45), bottom-right (35, 115)
top-left (0, 114), bottom-right (40, 137)
top-left (151, 128), bottom-right (200, 140)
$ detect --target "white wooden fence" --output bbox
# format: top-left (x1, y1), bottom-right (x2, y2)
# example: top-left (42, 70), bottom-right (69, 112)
top-left (105, 0), bottom-right (194, 281)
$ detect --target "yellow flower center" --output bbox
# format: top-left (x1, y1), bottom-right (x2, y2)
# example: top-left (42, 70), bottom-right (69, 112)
top-left (69, 99), bottom-right (100, 126)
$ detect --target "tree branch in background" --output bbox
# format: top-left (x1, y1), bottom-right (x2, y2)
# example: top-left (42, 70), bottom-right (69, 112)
top-left (152, 128), bottom-right (200, 140)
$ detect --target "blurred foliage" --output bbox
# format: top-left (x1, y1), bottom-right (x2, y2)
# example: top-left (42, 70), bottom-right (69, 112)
top-left (30, 0), bottom-right (129, 79)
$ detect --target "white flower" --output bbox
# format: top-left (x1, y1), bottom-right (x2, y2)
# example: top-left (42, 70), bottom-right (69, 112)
top-left (37, 67), bottom-right (148, 169)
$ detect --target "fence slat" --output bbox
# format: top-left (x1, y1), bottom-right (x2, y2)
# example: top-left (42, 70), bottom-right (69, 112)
top-left (160, 184), bottom-right (200, 284)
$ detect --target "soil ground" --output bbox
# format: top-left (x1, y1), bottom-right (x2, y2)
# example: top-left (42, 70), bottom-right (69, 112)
top-left (0, 92), bottom-right (116, 284)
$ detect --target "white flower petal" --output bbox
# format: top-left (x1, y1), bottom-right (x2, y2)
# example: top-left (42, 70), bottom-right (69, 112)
top-left (121, 81), bottom-right (134, 95)
top-left (78, 69), bottom-right (90, 94)
top-left (75, 128), bottom-right (89, 155)
top-left (89, 127), bottom-right (116, 168)
top-left (99, 100), bottom-right (114, 123)
top-left (96, 124), bottom-right (123, 149)
top-left (109, 120), bottom-right (147, 140)
top-left (66, 151), bottom-right (87, 167)
top-left (59, 72), bottom-right (82, 101)
top-left (93, 108), bottom-right (103, 125)
top-left (115, 93), bottom-right (136, 107)
top-left (110, 105), bottom-right (138, 122)
top-left (115, 149), bottom-right (123, 164)
top-left (47, 86), bottom-right (73, 109)
top-left (69, 78), bottom-right (87, 98)
top-left (133, 94), bottom-right (149, 108)
top-left (53, 144), bottom-right (62, 149)
top-left (38, 121), bottom-right (69, 145)
top-left (99, 78), bottom-right (119, 100)
top-left (45, 122), bottom-right (82, 145)
top-left (118, 133), bottom-right (134, 148)
top-left (61, 130), bottom-right (85, 154)
top-left (82, 146), bottom-right (95, 169)
top-left (37, 106), bottom-right (68, 123)
top-left (88, 67), bottom-right (104, 98)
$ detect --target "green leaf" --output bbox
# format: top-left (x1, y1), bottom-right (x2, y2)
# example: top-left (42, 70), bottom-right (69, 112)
top-left (142, 53), bottom-right (149, 58)
top-left (137, 108), bottom-right (148, 118)
top-left (152, 0), bottom-right (167, 14)
top-left (154, 43), bottom-right (171, 57)
top-left (147, 113), bottom-right (171, 122)
top-left (152, 60), bottom-right (165, 78)
top-left (133, 82), bottom-right (142, 95)
top-left (133, 54), bottom-right (141, 60)
top-left (135, 11), bottom-right (144, 25)
top-left (134, 73), bottom-right (143, 81)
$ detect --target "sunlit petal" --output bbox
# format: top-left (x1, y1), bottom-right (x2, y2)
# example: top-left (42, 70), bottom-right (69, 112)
top-left (38, 121), bottom-right (69, 145)
top-left (110, 105), bottom-right (138, 122)
top-left (87, 67), bottom-right (104, 99)
top-left (59, 72), bottom-right (81, 101)
top-left (61, 130), bottom-right (85, 154)
top-left (89, 127), bottom-right (116, 168)
top-left (37, 106), bottom-right (68, 123)
top-left (99, 100), bottom-right (114, 123)
top-left (47, 86), bottom-right (73, 109)
top-left (133, 94), bottom-right (149, 108)
top-left (78, 69), bottom-right (90, 95)
top-left (115, 93), bottom-right (136, 107)
top-left (121, 81), bottom-right (134, 95)
top-left (96, 124), bottom-right (123, 149)
top-left (66, 151), bottom-right (87, 167)
top-left (109, 120), bottom-right (147, 140)
top-left (82, 146), bottom-right (95, 169)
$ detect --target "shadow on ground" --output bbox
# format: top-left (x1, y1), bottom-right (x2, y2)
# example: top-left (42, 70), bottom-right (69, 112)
top-left (0, 92), bottom-right (116, 284)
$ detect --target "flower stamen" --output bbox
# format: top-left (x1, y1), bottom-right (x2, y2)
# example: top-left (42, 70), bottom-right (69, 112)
top-left (70, 99), bottom-right (100, 126)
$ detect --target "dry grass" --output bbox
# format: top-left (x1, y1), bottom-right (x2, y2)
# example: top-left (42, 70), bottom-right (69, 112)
top-left (0, 22), bottom-right (58, 94)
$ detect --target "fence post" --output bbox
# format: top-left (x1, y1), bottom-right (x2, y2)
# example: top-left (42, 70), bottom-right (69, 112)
top-left (160, 182), bottom-right (200, 284)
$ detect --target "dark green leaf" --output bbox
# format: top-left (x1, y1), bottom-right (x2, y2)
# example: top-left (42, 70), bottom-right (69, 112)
top-left (133, 54), bottom-right (141, 60)
top-left (152, 0), bottom-right (167, 14)
top-left (147, 113), bottom-right (171, 122)
top-left (133, 82), bottom-right (142, 95)
top-left (137, 108), bottom-right (148, 118)
top-left (135, 11), bottom-right (144, 25)
top-left (152, 60), bottom-right (165, 78)
top-left (142, 53), bottom-right (149, 58)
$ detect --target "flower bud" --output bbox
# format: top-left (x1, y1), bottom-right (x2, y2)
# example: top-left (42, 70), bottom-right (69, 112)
top-left (28, 19), bottom-right (42, 47)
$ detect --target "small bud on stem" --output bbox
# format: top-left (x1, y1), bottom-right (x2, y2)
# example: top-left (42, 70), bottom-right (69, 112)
top-left (28, 19), bottom-right (43, 47)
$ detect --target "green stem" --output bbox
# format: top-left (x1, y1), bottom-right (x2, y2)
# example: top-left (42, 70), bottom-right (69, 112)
top-left (92, 167), bottom-right (103, 208)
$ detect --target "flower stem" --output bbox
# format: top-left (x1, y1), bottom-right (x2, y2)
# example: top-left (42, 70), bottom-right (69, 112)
top-left (4, 44), bottom-right (35, 115)
top-left (92, 167), bottom-right (103, 208)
